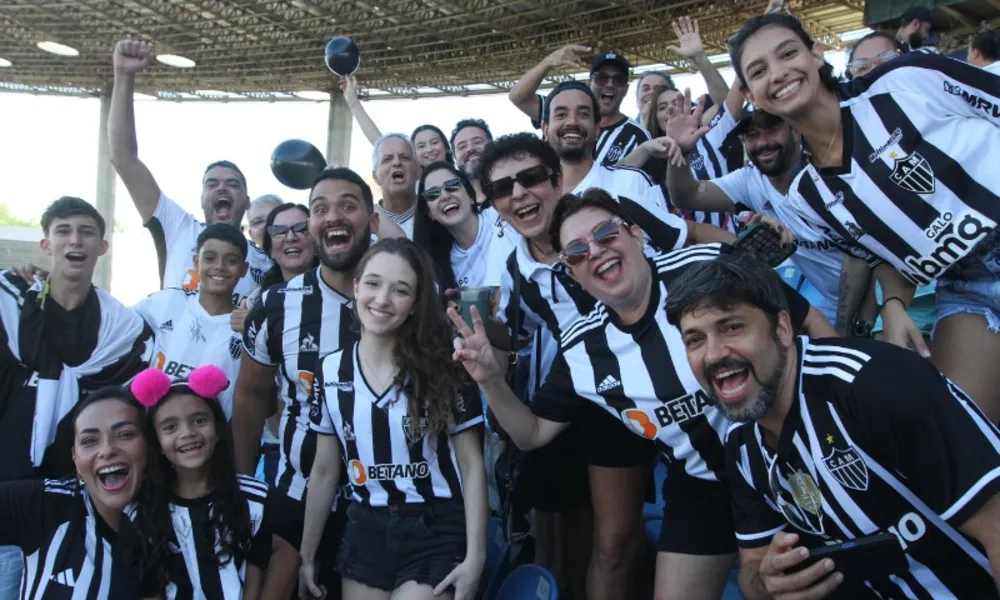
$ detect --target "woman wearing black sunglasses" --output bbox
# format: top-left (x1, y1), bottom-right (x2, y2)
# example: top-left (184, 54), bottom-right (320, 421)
top-left (414, 162), bottom-right (517, 293)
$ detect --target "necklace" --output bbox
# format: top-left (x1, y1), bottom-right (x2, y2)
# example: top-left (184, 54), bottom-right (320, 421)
top-left (360, 350), bottom-right (396, 393)
top-left (532, 241), bottom-right (558, 257)
top-left (819, 120), bottom-right (842, 167)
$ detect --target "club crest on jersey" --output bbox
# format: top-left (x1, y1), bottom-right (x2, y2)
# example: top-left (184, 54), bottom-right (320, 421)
top-left (606, 144), bottom-right (624, 163)
top-left (229, 336), bottom-right (242, 361)
top-left (889, 151), bottom-right (935, 194)
top-left (689, 154), bottom-right (705, 172)
top-left (402, 416), bottom-right (429, 443)
top-left (823, 446), bottom-right (869, 491)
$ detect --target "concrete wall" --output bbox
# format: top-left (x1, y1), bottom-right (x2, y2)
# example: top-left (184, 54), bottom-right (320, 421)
top-left (0, 226), bottom-right (45, 271)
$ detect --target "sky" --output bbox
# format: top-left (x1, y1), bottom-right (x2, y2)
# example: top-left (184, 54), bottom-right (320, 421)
top-left (0, 47), bottom-right (854, 304)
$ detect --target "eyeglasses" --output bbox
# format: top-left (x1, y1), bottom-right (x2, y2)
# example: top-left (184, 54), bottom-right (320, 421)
top-left (423, 178), bottom-right (462, 201)
top-left (559, 218), bottom-right (624, 267)
top-left (268, 221), bottom-right (308, 239)
top-left (593, 73), bottom-right (628, 87)
top-left (848, 50), bottom-right (900, 77)
top-left (482, 165), bottom-right (552, 202)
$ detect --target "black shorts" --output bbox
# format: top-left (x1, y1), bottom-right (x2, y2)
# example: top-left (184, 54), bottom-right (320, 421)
top-left (657, 466), bottom-right (736, 556)
top-left (515, 421), bottom-right (590, 512)
top-left (337, 500), bottom-right (467, 591)
top-left (270, 491), bottom-right (346, 593)
top-left (581, 403), bottom-right (658, 468)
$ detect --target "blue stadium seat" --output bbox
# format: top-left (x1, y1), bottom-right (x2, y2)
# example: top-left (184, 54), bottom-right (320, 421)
top-left (643, 460), bottom-right (668, 520)
top-left (722, 567), bottom-right (745, 599)
top-left (483, 516), bottom-right (512, 600)
top-left (495, 564), bottom-right (560, 600)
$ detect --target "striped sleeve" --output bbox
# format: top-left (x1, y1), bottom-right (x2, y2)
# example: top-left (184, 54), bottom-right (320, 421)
top-left (311, 352), bottom-right (337, 435)
top-left (242, 287), bottom-right (276, 366)
top-left (849, 346), bottom-right (1000, 527)
top-left (452, 385), bottom-right (484, 434)
top-left (497, 254), bottom-right (536, 342)
top-left (725, 431), bottom-right (787, 548)
top-left (238, 475), bottom-right (274, 568)
top-left (845, 51), bottom-right (1000, 127)
top-left (618, 195), bottom-right (687, 252)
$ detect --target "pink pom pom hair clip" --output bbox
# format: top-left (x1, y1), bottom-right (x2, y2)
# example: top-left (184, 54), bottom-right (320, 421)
top-left (130, 364), bottom-right (230, 409)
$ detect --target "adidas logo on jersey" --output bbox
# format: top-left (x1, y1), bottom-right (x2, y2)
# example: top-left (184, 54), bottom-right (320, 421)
top-left (51, 568), bottom-right (76, 586)
top-left (160, 320), bottom-right (174, 331)
top-left (597, 375), bottom-right (621, 393)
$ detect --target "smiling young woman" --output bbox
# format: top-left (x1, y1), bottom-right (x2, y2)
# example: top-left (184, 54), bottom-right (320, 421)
top-left (299, 239), bottom-right (487, 600)
top-left (0, 386), bottom-right (147, 599)
top-left (730, 13), bottom-right (1000, 422)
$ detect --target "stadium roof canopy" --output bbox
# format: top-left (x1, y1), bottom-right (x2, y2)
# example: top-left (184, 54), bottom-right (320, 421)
top-left (0, 0), bottom-right (993, 102)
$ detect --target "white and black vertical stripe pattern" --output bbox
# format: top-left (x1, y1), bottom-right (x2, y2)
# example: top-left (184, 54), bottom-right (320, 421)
top-left (790, 51), bottom-right (1000, 287)
top-left (244, 267), bottom-right (357, 501)
top-left (314, 343), bottom-right (483, 507)
top-left (7, 480), bottom-right (119, 600)
top-left (595, 117), bottom-right (651, 167)
top-left (684, 106), bottom-right (743, 233)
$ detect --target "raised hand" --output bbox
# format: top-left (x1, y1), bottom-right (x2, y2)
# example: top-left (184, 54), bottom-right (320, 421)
top-left (447, 305), bottom-right (503, 385)
top-left (339, 74), bottom-right (360, 104)
top-left (663, 88), bottom-right (711, 153)
top-left (667, 16), bottom-right (705, 59)
top-left (544, 44), bottom-right (591, 71)
top-left (113, 40), bottom-right (153, 75)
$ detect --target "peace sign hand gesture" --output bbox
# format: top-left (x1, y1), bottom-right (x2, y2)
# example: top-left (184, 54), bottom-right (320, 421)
top-left (447, 305), bottom-right (504, 385)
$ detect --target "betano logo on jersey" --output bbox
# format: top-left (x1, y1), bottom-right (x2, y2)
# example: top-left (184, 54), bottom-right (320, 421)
top-left (297, 371), bottom-right (314, 396)
top-left (619, 390), bottom-right (711, 440)
top-left (348, 459), bottom-right (430, 486)
top-left (902, 212), bottom-right (994, 285)
top-left (154, 351), bottom-right (196, 379)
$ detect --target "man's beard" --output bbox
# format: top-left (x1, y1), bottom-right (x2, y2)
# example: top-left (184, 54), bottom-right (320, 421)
top-left (461, 155), bottom-right (482, 178)
top-left (705, 335), bottom-right (788, 423)
top-left (749, 142), bottom-right (795, 177)
top-left (312, 225), bottom-right (372, 273)
top-left (907, 31), bottom-right (925, 48)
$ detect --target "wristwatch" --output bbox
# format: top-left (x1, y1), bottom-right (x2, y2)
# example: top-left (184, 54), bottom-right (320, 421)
top-left (850, 320), bottom-right (875, 338)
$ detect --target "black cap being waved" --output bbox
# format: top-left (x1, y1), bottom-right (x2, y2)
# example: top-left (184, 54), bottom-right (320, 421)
top-left (590, 51), bottom-right (630, 75)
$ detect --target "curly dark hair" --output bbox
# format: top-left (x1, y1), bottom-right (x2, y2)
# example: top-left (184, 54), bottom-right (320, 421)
top-left (131, 389), bottom-right (253, 597)
top-left (259, 202), bottom-right (318, 291)
top-left (353, 238), bottom-right (473, 440)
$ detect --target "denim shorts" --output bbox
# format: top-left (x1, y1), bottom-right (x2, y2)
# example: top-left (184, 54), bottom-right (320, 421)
top-left (935, 229), bottom-right (1000, 334)
top-left (337, 500), bottom-right (466, 592)
top-left (0, 545), bottom-right (23, 599)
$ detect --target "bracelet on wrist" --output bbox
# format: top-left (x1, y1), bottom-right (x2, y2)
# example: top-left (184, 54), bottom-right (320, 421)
top-left (879, 296), bottom-right (907, 314)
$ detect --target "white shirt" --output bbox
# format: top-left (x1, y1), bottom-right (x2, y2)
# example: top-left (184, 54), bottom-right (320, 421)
top-left (149, 194), bottom-right (272, 305)
top-left (713, 165), bottom-right (845, 323)
top-left (573, 162), bottom-right (669, 212)
top-left (133, 288), bottom-right (242, 419)
top-left (455, 207), bottom-right (518, 289)
top-left (984, 61), bottom-right (1000, 77)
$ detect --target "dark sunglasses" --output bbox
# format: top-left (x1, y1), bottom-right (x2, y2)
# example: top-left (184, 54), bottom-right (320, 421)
top-left (559, 218), bottom-right (624, 267)
top-left (423, 178), bottom-right (462, 201)
top-left (593, 73), bottom-right (628, 87)
top-left (483, 165), bottom-right (552, 202)
top-left (268, 221), bottom-right (308, 239)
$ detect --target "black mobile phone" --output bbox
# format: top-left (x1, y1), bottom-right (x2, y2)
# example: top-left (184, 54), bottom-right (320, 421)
top-left (787, 532), bottom-right (908, 582)
top-left (734, 221), bottom-right (796, 268)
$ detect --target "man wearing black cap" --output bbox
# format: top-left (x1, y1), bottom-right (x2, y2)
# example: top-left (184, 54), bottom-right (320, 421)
top-left (509, 45), bottom-right (652, 168)
top-left (665, 106), bottom-right (871, 333)
top-left (895, 7), bottom-right (942, 53)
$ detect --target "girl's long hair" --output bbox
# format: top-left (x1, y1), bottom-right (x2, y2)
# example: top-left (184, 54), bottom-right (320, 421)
top-left (642, 85), bottom-right (674, 139)
top-left (411, 124), bottom-right (455, 165)
top-left (413, 162), bottom-right (479, 293)
top-left (132, 390), bottom-right (253, 597)
top-left (353, 238), bottom-right (473, 440)
top-left (260, 202), bottom-right (318, 291)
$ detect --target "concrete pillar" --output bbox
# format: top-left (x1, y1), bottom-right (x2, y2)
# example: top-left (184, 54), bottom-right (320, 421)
top-left (94, 92), bottom-right (117, 292)
top-left (326, 90), bottom-right (353, 168)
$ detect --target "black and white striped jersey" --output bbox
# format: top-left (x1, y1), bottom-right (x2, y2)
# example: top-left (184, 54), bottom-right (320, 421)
top-left (787, 51), bottom-right (1000, 287)
top-left (595, 116), bottom-right (652, 166)
top-left (497, 197), bottom-right (687, 400)
top-left (0, 479), bottom-right (129, 600)
top-left (312, 342), bottom-right (483, 507)
top-left (727, 337), bottom-right (1000, 599)
top-left (682, 105), bottom-right (744, 233)
top-left (530, 245), bottom-right (809, 481)
top-left (243, 267), bottom-right (357, 501)
top-left (120, 475), bottom-right (273, 600)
